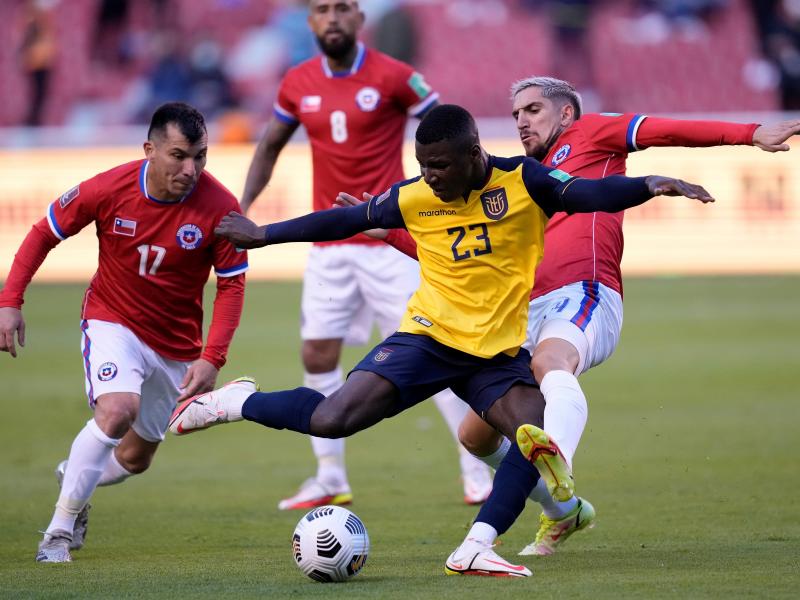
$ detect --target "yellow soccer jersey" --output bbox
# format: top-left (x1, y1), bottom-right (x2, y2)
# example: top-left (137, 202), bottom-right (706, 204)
top-left (366, 155), bottom-right (574, 358)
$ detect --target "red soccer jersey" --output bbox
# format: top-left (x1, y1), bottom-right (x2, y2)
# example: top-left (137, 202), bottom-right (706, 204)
top-left (36, 159), bottom-right (247, 361)
top-left (274, 42), bottom-right (438, 246)
top-left (532, 113), bottom-right (757, 299)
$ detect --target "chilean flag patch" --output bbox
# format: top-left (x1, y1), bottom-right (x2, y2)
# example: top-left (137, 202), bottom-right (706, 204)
top-left (113, 217), bottom-right (137, 237)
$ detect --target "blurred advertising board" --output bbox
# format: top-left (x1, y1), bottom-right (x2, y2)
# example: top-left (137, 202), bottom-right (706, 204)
top-left (1, 140), bottom-right (798, 281)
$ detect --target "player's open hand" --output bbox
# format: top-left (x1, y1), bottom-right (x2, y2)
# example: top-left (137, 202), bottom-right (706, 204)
top-left (0, 307), bottom-right (25, 358)
top-left (752, 119), bottom-right (800, 152)
top-left (215, 211), bottom-right (268, 248)
top-left (177, 358), bottom-right (219, 402)
top-left (645, 176), bottom-right (714, 203)
top-left (334, 192), bottom-right (389, 240)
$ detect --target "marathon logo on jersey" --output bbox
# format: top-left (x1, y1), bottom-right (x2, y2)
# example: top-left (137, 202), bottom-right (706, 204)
top-left (176, 224), bottom-right (203, 250)
top-left (418, 208), bottom-right (456, 217)
top-left (480, 187), bottom-right (509, 221)
top-left (300, 95), bottom-right (321, 113)
top-left (551, 144), bottom-right (572, 166)
top-left (58, 185), bottom-right (80, 209)
top-left (412, 315), bottom-right (433, 327)
top-left (113, 217), bottom-right (137, 237)
top-left (97, 362), bottom-right (118, 381)
top-left (355, 87), bottom-right (380, 112)
top-left (373, 347), bottom-right (394, 362)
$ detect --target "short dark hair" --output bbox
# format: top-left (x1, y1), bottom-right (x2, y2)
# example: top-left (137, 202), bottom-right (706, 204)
top-left (415, 104), bottom-right (477, 148)
top-left (147, 102), bottom-right (207, 144)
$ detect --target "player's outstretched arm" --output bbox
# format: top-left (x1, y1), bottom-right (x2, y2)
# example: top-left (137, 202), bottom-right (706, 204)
top-left (215, 202), bottom-right (377, 248)
top-left (644, 176), bottom-right (714, 202)
top-left (335, 192), bottom-right (389, 240)
top-left (0, 307), bottom-right (25, 358)
top-left (752, 119), bottom-right (800, 152)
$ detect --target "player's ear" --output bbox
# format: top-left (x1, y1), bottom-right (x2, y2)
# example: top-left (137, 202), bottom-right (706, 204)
top-left (561, 102), bottom-right (574, 126)
top-left (143, 140), bottom-right (154, 159)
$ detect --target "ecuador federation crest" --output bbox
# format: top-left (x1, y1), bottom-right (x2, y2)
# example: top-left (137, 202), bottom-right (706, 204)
top-left (373, 347), bottom-right (394, 363)
top-left (480, 187), bottom-right (509, 221)
top-left (176, 224), bottom-right (203, 250)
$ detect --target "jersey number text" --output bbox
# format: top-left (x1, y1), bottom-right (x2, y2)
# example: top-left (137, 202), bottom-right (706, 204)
top-left (447, 224), bottom-right (492, 261)
top-left (137, 244), bottom-right (166, 276)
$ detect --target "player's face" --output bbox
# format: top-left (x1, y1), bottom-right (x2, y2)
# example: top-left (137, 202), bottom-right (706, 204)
top-left (308, 0), bottom-right (364, 59)
top-left (144, 123), bottom-right (208, 201)
top-left (416, 140), bottom-right (479, 202)
top-left (512, 86), bottom-right (574, 160)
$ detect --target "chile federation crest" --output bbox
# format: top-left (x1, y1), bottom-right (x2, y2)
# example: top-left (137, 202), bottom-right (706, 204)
top-left (176, 224), bottom-right (203, 250)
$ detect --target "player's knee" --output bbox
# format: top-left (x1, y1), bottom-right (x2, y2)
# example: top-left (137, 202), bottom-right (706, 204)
top-left (115, 449), bottom-right (154, 474)
top-left (302, 340), bottom-right (341, 373)
top-left (531, 344), bottom-right (577, 381)
top-left (458, 419), bottom-right (501, 457)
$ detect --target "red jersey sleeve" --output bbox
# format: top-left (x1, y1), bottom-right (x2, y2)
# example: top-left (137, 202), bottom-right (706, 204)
top-left (387, 59), bottom-right (439, 118)
top-left (384, 229), bottom-right (418, 260)
top-left (635, 117), bottom-right (757, 149)
top-left (575, 113), bottom-right (649, 154)
top-left (273, 69), bottom-right (300, 125)
top-left (45, 177), bottom-right (101, 241)
top-left (201, 273), bottom-right (245, 369)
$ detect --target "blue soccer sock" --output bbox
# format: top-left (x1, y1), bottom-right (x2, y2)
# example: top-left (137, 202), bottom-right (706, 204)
top-left (474, 441), bottom-right (540, 536)
top-left (241, 387), bottom-right (325, 434)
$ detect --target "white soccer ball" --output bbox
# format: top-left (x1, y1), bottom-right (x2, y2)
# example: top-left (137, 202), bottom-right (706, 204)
top-left (292, 505), bottom-right (370, 582)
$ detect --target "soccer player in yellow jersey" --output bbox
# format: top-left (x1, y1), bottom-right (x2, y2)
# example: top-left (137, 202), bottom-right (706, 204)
top-left (170, 104), bottom-right (713, 576)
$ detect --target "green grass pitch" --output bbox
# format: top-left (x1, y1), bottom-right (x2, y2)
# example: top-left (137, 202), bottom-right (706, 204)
top-left (1, 277), bottom-right (798, 598)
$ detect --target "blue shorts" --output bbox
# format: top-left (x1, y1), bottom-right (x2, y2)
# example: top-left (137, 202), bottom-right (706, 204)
top-left (351, 332), bottom-right (536, 417)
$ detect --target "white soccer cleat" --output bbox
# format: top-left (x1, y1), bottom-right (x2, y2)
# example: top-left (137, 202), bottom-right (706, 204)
top-left (55, 460), bottom-right (90, 551)
top-left (445, 538), bottom-right (531, 577)
top-left (168, 377), bottom-right (258, 435)
top-left (278, 477), bottom-right (353, 511)
top-left (35, 529), bottom-right (73, 563)
top-left (462, 465), bottom-right (493, 505)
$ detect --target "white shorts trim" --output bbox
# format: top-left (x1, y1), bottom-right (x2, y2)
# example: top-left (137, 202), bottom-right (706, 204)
top-left (523, 281), bottom-right (623, 375)
top-left (80, 319), bottom-right (190, 442)
top-left (300, 244), bottom-right (419, 344)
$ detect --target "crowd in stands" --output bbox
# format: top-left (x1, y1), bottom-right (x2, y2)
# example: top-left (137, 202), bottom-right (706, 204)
top-left (3, 0), bottom-right (798, 134)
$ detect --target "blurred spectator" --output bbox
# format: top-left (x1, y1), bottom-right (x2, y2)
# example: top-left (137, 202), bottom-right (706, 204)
top-left (189, 38), bottom-right (238, 118)
top-left (760, 0), bottom-right (800, 110)
top-left (372, 2), bottom-right (419, 65)
top-left (18, 0), bottom-right (57, 126)
top-left (92, 0), bottom-right (132, 65)
top-left (271, 0), bottom-right (317, 69)
top-left (138, 31), bottom-right (192, 121)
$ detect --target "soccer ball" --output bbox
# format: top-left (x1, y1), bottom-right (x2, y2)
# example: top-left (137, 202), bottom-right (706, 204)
top-left (292, 505), bottom-right (370, 583)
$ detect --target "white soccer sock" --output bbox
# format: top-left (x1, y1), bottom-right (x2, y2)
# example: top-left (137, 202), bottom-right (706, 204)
top-left (431, 389), bottom-right (491, 475)
top-left (464, 521), bottom-right (498, 546)
top-left (528, 477), bottom-right (578, 519)
top-left (47, 419), bottom-right (120, 534)
top-left (305, 368), bottom-right (347, 487)
top-left (475, 436), bottom-right (511, 471)
top-left (97, 450), bottom-right (134, 487)
top-left (540, 370), bottom-right (588, 468)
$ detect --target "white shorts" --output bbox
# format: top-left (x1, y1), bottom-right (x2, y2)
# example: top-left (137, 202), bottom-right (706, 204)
top-left (80, 319), bottom-right (190, 442)
top-left (523, 281), bottom-right (623, 376)
top-left (301, 244), bottom-right (420, 344)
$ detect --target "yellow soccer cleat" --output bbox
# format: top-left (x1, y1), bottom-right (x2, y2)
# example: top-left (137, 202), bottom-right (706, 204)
top-left (516, 424), bottom-right (574, 502)
top-left (518, 497), bottom-right (596, 556)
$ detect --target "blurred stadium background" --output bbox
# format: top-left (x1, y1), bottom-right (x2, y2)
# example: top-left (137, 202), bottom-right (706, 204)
top-left (1, 0), bottom-right (799, 280)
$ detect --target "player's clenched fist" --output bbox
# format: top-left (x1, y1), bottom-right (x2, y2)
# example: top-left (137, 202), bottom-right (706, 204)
top-left (0, 307), bottom-right (25, 358)
top-left (215, 211), bottom-right (269, 248)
